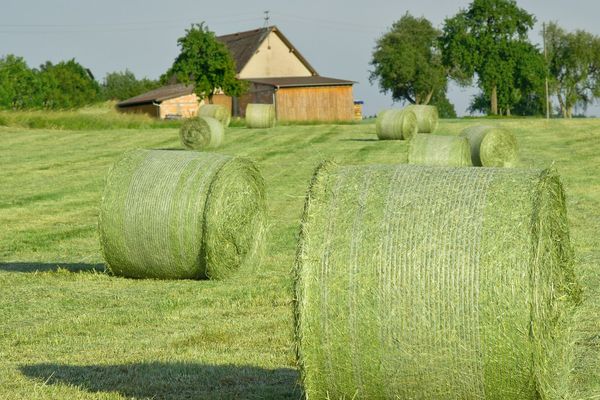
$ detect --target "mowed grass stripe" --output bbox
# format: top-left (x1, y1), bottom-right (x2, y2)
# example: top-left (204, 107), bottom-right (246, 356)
top-left (0, 118), bottom-right (598, 398)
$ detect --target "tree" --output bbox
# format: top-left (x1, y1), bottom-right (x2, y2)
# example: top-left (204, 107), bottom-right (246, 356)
top-left (440, 0), bottom-right (537, 115)
top-left (0, 55), bottom-right (41, 109)
top-left (545, 22), bottom-right (600, 118)
top-left (468, 41), bottom-right (546, 116)
top-left (370, 13), bottom-right (447, 105)
top-left (164, 22), bottom-right (246, 103)
top-left (39, 59), bottom-right (100, 109)
top-left (102, 69), bottom-right (160, 101)
top-left (431, 91), bottom-right (457, 118)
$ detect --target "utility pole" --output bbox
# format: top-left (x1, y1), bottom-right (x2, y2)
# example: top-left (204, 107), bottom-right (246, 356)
top-left (543, 22), bottom-right (550, 120)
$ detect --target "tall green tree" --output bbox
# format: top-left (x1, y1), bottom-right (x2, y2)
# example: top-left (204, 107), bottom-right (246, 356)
top-left (164, 22), bottom-right (246, 103)
top-left (545, 22), bottom-right (600, 118)
top-left (440, 0), bottom-right (537, 115)
top-left (39, 59), bottom-right (100, 109)
top-left (0, 55), bottom-right (41, 109)
top-left (468, 41), bottom-right (546, 116)
top-left (370, 13), bottom-right (448, 105)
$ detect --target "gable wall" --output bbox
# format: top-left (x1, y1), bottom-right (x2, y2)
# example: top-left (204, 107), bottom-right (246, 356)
top-left (239, 31), bottom-right (313, 79)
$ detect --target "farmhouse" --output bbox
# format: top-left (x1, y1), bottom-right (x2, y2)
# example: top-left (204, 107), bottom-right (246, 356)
top-left (217, 26), bottom-right (356, 121)
top-left (118, 25), bottom-right (356, 122)
top-left (116, 83), bottom-right (231, 119)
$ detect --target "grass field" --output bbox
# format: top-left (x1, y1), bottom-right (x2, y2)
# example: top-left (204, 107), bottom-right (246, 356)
top-left (0, 117), bottom-right (599, 399)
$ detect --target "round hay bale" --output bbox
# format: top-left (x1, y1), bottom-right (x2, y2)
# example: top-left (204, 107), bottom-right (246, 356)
top-left (375, 109), bottom-right (418, 140)
top-left (179, 116), bottom-right (224, 150)
top-left (408, 133), bottom-right (472, 167)
top-left (99, 149), bottom-right (266, 280)
top-left (405, 104), bottom-right (439, 133)
top-left (295, 162), bottom-right (579, 399)
top-left (198, 104), bottom-right (231, 127)
top-left (460, 125), bottom-right (518, 167)
top-left (246, 103), bottom-right (276, 128)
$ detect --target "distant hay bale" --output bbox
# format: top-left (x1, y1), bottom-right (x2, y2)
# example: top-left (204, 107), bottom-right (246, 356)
top-left (198, 104), bottom-right (231, 127)
top-left (179, 116), bottom-right (224, 150)
top-left (99, 149), bottom-right (266, 280)
top-left (408, 133), bottom-right (472, 167)
top-left (375, 109), bottom-right (418, 140)
top-left (295, 162), bottom-right (579, 399)
top-left (405, 104), bottom-right (439, 133)
top-left (460, 125), bottom-right (518, 167)
top-left (246, 103), bottom-right (276, 128)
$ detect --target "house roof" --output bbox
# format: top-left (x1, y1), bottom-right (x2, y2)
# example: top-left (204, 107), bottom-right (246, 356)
top-left (117, 84), bottom-right (194, 107)
top-left (217, 26), bottom-right (318, 76)
top-left (246, 76), bottom-right (355, 88)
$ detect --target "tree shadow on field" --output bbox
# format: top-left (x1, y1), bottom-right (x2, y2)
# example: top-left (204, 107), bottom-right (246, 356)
top-left (0, 262), bottom-right (105, 273)
top-left (339, 138), bottom-right (379, 142)
top-left (21, 362), bottom-right (300, 400)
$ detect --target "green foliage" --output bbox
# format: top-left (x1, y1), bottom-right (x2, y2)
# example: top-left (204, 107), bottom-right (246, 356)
top-left (370, 13), bottom-right (447, 105)
top-left (101, 69), bottom-right (160, 101)
top-left (0, 55), bottom-right (100, 110)
top-left (430, 90), bottom-right (457, 118)
top-left (440, 0), bottom-right (539, 115)
top-left (545, 22), bottom-right (600, 118)
top-left (38, 59), bottom-right (100, 109)
top-left (164, 22), bottom-right (246, 102)
top-left (0, 55), bottom-right (41, 109)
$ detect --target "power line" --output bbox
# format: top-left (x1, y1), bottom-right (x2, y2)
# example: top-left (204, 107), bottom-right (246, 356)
top-left (0, 17), bottom-right (263, 35)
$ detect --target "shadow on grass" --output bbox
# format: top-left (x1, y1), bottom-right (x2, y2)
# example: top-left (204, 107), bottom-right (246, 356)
top-left (21, 362), bottom-right (299, 399)
top-left (339, 138), bottom-right (379, 142)
top-left (0, 262), bottom-right (105, 273)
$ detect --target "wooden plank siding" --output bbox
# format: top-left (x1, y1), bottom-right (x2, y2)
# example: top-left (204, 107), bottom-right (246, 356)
top-left (118, 103), bottom-right (160, 118)
top-left (275, 86), bottom-right (354, 121)
top-left (210, 94), bottom-right (233, 111)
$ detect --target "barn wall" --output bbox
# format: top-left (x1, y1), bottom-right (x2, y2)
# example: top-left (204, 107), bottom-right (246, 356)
top-left (210, 94), bottom-right (233, 111)
top-left (233, 83), bottom-right (275, 117)
top-left (275, 86), bottom-right (354, 121)
top-left (118, 104), bottom-right (160, 118)
top-left (239, 31), bottom-right (313, 79)
top-left (159, 94), bottom-right (199, 119)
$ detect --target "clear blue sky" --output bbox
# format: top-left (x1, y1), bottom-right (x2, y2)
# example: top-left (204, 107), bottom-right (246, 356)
top-left (1, 0), bottom-right (599, 116)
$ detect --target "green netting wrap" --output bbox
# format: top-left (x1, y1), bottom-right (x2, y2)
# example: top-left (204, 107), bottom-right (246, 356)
top-left (246, 103), bottom-right (276, 128)
top-left (375, 109), bottom-right (418, 140)
top-left (99, 149), bottom-right (266, 280)
top-left (179, 116), bottom-right (224, 150)
top-left (405, 104), bottom-right (439, 133)
top-left (198, 104), bottom-right (231, 127)
top-left (460, 125), bottom-right (518, 167)
top-left (408, 133), bottom-right (472, 167)
top-left (294, 162), bottom-right (580, 400)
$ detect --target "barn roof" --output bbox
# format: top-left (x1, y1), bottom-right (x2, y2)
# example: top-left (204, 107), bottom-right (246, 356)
top-left (246, 76), bottom-right (355, 88)
top-left (217, 26), bottom-right (318, 76)
top-left (117, 84), bottom-right (194, 107)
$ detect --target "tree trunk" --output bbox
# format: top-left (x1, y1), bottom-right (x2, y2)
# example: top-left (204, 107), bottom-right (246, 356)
top-left (506, 107), bottom-right (511, 116)
top-left (567, 106), bottom-right (573, 119)
top-left (423, 89), bottom-right (434, 105)
top-left (207, 93), bottom-right (213, 104)
top-left (490, 85), bottom-right (498, 115)
top-left (557, 93), bottom-right (567, 118)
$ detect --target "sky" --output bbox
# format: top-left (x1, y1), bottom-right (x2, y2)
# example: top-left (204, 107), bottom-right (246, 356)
top-left (1, 0), bottom-right (600, 117)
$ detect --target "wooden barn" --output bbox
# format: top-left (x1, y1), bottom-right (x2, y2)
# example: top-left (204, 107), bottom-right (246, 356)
top-left (117, 84), bottom-right (198, 118)
top-left (118, 25), bottom-right (356, 121)
top-left (218, 26), bottom-right (356, 122)
top-left (117, 84), bottom-right (231, 119)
